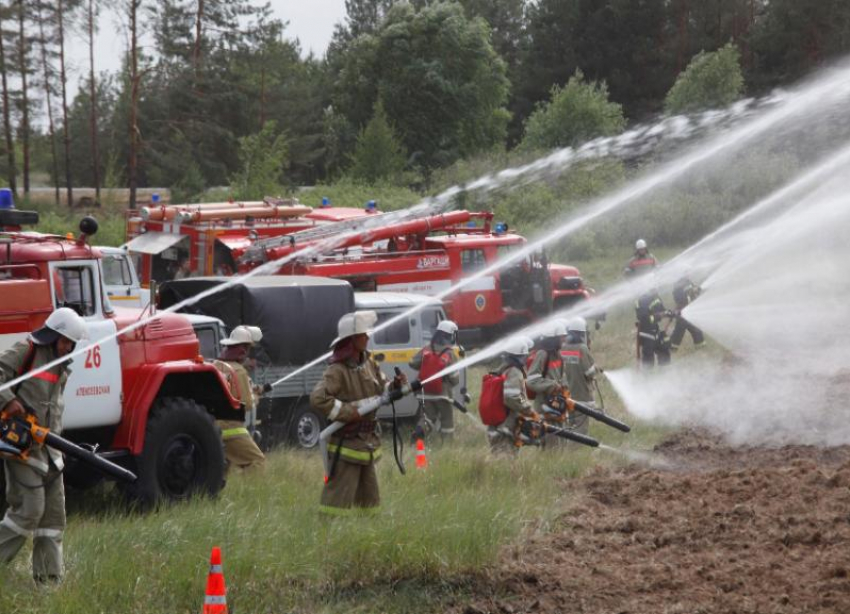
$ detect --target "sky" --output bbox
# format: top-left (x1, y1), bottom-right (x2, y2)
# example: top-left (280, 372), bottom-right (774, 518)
top-left (65, 0), bottom-right (347, 97)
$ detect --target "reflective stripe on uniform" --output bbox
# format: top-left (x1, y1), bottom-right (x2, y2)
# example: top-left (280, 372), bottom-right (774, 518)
top-left (1, 516), bottom-right (33, 537)
top-left (526, 374), bottom-right (543, 381)
top-left (503, 387), bottom-right (523, 395)
top-left (25, 457), bottom-right (50, 474)
top-left (638, 332), bottom-right (657, 340)
top-left (329, 399), bottom-right (343, 420)
top-left (585, 365), bottom-right (597, 377)
top-left (33, 528), bottom-right (63, 538)
top-left (440, 427), bottom-right (456, 434)
top-left (221, 427), bottom-right (250, 439)
top-left (32, 371), bottom-right (59, 384)
top-left (327, 443), bottom-right (382, 463)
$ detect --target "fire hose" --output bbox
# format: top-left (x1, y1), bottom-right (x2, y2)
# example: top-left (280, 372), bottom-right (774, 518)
top-left (319, 379), bottom-right (424, 480)
top-left (0, 411), bottom-right (137, 483)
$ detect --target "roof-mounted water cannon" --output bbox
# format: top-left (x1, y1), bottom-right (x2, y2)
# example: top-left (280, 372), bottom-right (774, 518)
top-left (0, 188), bottom-right (39, 230)
top-left (77, 216), bottom-right (99, 245)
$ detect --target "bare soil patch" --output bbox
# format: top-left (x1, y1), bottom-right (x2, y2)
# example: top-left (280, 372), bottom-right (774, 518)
top-left (458, 430), bottom-right (850, 614)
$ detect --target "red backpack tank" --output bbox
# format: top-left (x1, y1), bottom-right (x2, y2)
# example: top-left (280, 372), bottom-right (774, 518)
top-left (479, 371), bottom-right (508, 426)
top-left (419, 347), bottom-right (453, 395)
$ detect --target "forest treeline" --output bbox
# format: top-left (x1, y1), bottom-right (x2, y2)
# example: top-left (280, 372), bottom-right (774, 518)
top-left (1, 0), bottom-right (849, 210)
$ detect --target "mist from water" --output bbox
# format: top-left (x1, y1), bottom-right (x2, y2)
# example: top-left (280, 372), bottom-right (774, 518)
top-left (606, 170), bottom-right (850, 446)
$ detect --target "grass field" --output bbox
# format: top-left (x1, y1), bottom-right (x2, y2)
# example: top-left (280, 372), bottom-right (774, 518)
top-left (0, 249), bottom-right (702, 613)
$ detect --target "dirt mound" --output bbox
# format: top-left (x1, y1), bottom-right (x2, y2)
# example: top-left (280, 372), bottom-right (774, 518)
top-left (458, 430), bottom-right (850, 614)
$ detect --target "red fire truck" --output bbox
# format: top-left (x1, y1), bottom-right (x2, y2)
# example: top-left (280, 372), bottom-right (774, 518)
top-left (238, 210), bottom-right (591, 341)
top-left (0, 205), bottom-right (240, 506)
top-left (124, 197), bottom-right (377, 284)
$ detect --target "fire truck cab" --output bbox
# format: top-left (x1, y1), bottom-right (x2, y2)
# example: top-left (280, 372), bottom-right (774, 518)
top-left (0, 208), bottom-right (239, 506)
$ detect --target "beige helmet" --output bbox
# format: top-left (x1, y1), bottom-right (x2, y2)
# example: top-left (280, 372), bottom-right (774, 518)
top-left (330, 310), bottom-right (378, 348)
top-left (221, 325), bottom-right (257, 346)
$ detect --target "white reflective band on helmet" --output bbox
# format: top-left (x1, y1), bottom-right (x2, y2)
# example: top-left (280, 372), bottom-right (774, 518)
top-left (1, 517), bottom-right (33, 537)
top-left (33, 528), bottom-right (63, 538)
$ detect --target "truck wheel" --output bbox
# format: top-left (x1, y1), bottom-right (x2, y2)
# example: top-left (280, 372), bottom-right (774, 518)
top-left (127, 397), bottom-right (225, 506)
top-left (288, 404), bottom-right (326, 449)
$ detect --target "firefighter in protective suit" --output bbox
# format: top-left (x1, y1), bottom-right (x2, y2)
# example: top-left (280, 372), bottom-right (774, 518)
top-left (623, 239), bottom-right (657, 278)
top-left (487, 337), bottom-right (535, 454)
top-left (213, 325), bottom-right (266, 473)
top-left (409, 320), bottom-right (460, 444)
top-left (635, 286), bottom-right (671, 368)
top-left (561, 317), bottom-right (599, 437)
top-left (311, 311), bottom-right (404, 514)
top-left (669, 276), bottom-right (705, 351)
top-left (527, 321), bottom-right (568, 414)
top-left (0, 307), bottom-right (86, 583)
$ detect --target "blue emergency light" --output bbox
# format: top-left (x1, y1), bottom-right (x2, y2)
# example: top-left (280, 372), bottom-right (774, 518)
top-left (365, 200), bottom-right (377, 212)
top-left (321, 197), bottom-right (331, 208)
top-left (151, 193), bottom-right (160, 204)
top-left (494, 222), bottom-right (508, 234)
top-left (0, 188), bottom-right (14, 210)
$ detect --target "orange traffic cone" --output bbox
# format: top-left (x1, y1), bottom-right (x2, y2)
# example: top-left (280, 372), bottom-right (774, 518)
top-left (415, 438), bottom-right (429, 469)
top-left (202, 546), bottom-right (228, 614)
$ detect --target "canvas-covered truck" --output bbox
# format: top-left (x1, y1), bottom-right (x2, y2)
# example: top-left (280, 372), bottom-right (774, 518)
top-left (158, 277), bottom-right (464, 448)
top-left (0, 207), bottom-right (241, 506)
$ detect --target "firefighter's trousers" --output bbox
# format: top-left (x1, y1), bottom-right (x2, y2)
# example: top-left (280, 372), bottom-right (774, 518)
top-left (218, 420), bottom-right (266, 474)
top-left (0, 460), bottom-right (65, 581)
top-left (417, 399), bottom-right (455, 443)
top-left (670, 316), bottom-right (705, 349)
top-left (638, 331), bottom-right (671, 368)
top-left (320, 458), bottom-right (380, 514)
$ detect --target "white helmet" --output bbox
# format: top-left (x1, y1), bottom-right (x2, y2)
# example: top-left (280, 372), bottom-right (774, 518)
top-left (221, 325), bottom-right (256, 346)
top-left (635, 239), bottom-right (647, 250)
top-left (245, 326), bottom-right (263, 343)
top-left (567, 317), bottom-right (587, 334)
top-left (546, 320), bottom-right (567, 337)
top-left (32, 307), bottom-right (88, 345)
top-left (330, 310), bottom-right (378, 348)
top-left (503, 336), bottom-right (533, 357)
top-left (436, 320), bottom-right (459, 336)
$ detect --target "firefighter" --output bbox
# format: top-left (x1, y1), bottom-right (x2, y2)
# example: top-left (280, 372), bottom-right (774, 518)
top-left (527, 321), bottom-right (568, 415)
top-left (487, 336), bottom-right (535, 454)
top-left (409, 320), bottom-right (460, 444)
top-left (213, 326), bottom-right (266, 473)
top-left (310, 311), bottom-right (404, 515)
top-left (635, 286), bottom-right (672, 368)
top-left (0, 308), bottom-right (86, 583)
top-left (561, 317), bottom-right (599, 436)
top-left (623, 239), bottom-right (657, 277)
top-left (669, 276), bottom-right (705, 351)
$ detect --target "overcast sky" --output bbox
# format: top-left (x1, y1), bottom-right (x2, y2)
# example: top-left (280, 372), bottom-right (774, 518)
top-left (65, 0), bottom-right (347, 98)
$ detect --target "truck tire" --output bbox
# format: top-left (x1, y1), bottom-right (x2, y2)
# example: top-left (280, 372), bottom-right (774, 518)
top-left (288, 404), bottom-right (326, 450)
top-left (126, 397), bottom-right (225, 506)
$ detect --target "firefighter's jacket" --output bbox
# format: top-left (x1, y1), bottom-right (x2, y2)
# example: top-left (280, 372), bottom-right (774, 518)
top-left (560, 342), bottom-right (596, 403)
top-left (497, 360), bottom-right (533, 421)
top-left (635, 291), bottom-right (667, 335)
top-left (0, 341), bottom-right (70, 475)
top-left (624, 252), bottom-right (657, 277)
top-left (526, 348), bottom-right (567, 409)
top-left (311, 352), bottom-right (388, 465)
top-left (409, 342), bottom-right (459, 398)
top-left (213, 359), bottom-right (256, 412)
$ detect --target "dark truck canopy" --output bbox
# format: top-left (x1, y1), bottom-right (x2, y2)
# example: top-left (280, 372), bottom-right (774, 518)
top-left (158, 276), bottom-right (354, 365)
